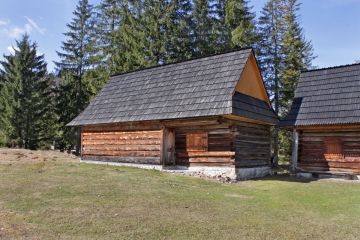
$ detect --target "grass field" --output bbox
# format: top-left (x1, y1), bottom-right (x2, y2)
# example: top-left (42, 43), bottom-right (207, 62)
top-left (0, 148), bottom-right (360, 239)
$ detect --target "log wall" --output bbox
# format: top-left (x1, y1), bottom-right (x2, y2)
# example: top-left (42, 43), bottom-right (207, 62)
top-left (81, 123), bottom-right (162, 164)
top-left (232, 121), bottom-right (271, 168)
top-left (175, 126), bottom-right (235, 166)
top-left (80, 118), bottom-right (272, 168)
top-left (298, 129), bottom-right (360, 174)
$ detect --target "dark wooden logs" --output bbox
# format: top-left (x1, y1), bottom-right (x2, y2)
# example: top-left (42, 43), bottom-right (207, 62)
top-left (298, 129), bottom-right (360, 173)
top-left (232, 122), bottom-right (271, 167)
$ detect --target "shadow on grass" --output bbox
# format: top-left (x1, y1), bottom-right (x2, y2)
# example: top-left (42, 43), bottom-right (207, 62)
top-left (251, 164), bottom-right (319, 183)
top-left (252, 174), bottom-right (319, 183)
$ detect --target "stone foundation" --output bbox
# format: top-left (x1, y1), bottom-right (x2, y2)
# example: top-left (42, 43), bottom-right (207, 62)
top-left (164, 166), bottom-right (237, 180)
top-left (235, 166), bottom-right (272, 181)
top-left (81, 159), bottom-right (271, 181)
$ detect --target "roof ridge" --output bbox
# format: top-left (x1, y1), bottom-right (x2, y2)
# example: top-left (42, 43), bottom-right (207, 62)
top-left (302, 62), bottom-right (360, 73)
top-left (109, 47), bottom-right (253, 78)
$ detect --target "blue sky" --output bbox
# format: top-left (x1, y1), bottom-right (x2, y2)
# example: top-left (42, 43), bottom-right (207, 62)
top-left (0, 0), bottom-right (359, 72)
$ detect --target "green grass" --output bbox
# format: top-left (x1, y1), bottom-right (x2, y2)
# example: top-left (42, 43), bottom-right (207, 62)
top-left (0, 149), bottom-right (360, 239)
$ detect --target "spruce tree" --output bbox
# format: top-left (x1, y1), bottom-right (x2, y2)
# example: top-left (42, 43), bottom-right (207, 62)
top-left (280, 0), bottom-right (314, 112)
top-left (55, 0), bottom-right (98, 101)
top-left (117, 0), bottom-right (147, 72)
top-left (257, 0), bottom-right (283, 113)
top-left (257, 0), bottom-right (314, 164)
top-left (142, 0), bottom-right (168, 66)
top-left (278, 0), bottom-right (314, 162)
top-left (212, 0), bottom-right (257, 53)
top-left (0, 70), bottom-right (3, 91)
top-left (257, 0), bottom-right (283, 166)
top-left (164, 0), bottom-right (193, 63)
top-left (224, 0), bottom-right (257, 48)
top-left (55, 0), bottom-right (98, 153)
top-left (0, 35), bottom-right (55, 149)
top-left (95, 0), bottom-right (123, 74)
top-left (192, 0), bottom-right (216, 56)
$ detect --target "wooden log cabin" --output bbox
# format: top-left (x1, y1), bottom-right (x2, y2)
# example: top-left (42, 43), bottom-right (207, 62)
top-left (68, 48), bottom-right (278, 180)
top-left (282, 63), bottom-right (360, 178)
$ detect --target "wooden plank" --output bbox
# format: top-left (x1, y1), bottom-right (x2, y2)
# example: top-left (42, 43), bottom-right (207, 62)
top-left (223, 114), bottom-right (273, 126)
top-left (188, 158), bottom-right (234, 163)
top-left (176, 151), bottom-right (235, 157)
top-left (82, 139), bottom-right (161, 145)
top-left (298, 124), bottom-right (360, 131)
top-left (82, 155), bottom-right (161, 164)
top-left (161, 117), bottom-right (221, 128)
top-left (82, 150), bottom-right (160, 157)
top-left (302, 132), bottom-right (360, 137)
top-left (83, 132), bottom-right (161, 138)
top-left (174, 125), bottom-right (230, 132)
top-left (175, 159), bottom-right (234, 166)
top-left (84, 145), bottom-right (161, 151)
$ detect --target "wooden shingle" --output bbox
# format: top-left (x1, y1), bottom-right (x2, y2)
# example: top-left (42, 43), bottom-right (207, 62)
top-left (68, 48), bottom-right (277, 126)
top-left (282, 63), bottom-right (360, 126)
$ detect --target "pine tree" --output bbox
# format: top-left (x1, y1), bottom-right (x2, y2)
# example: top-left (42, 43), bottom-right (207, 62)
top-left (0, 35), bottom-right (56, 149)
top-left (55, 0), bottom-right (98, 153)
top-left (164, 0), bottom-right (193, 63)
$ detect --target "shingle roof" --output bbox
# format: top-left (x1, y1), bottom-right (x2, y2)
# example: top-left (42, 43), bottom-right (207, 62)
top-left (233, 92), bottom-right (278, 124)
top-left (281, 63), bottom-right (360, 126)
top-left (68, 48), bottom-right (276, 126)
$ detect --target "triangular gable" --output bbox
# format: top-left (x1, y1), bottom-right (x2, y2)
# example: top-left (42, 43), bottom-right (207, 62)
top-left (234, 51), bottom-right (271, 106)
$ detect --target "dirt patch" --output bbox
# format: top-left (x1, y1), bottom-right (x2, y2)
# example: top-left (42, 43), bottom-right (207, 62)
top-left (224, 193), bottom-right (253, 199)
top-left (0, 148), bottom-right (78, 165)
top-left (0, 208), bottom-right (36, 240)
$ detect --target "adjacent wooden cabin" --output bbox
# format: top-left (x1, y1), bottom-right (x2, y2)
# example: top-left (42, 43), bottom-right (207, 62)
top-left (68, 48), bottom-right (278, 180)
top-left (282, 63), bottom-right (360, 178)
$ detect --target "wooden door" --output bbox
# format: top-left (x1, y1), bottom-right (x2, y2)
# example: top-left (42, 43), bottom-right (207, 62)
top-left (324, 137), bottom-right (343, 160)
top-left (186, 132), bottom-right (208, 152)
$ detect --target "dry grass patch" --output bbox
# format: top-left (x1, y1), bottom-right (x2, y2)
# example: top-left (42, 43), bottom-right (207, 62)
top-left (0, 148), bottom-right (77, 165)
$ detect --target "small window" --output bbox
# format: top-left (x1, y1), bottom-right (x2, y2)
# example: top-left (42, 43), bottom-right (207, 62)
top-left (323, 137), bottom-right (343, 160)
top-left (186, 132), bottom-right (208, 152)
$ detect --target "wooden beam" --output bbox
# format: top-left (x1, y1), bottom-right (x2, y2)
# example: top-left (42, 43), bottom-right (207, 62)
top-left (160, 127), bottom-right (175, 166)
top-left (223, 114), bottom-right (275, 126)
top-left (297, 124), bottom-right (360, 131)
top-left (291, 129), bottom-right (299, 174)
